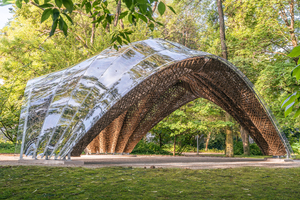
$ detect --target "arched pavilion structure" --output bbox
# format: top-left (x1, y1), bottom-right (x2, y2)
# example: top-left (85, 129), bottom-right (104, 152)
top-left (17, 39), bottom-right (293, 159)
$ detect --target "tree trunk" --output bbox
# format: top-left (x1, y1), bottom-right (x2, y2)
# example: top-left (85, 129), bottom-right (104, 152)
top-left (152, 1), bottom-right (158, 13)
top-left (240, 126), bottom-right (250, 156)
top-left (106, 23), bottom-right (110, 32)
top-left (90, 17), bottom-right (95, 46)
top-left (205, 132), bottom-right (211, 151)
top-left (159, 133), bottom-right (162, 148)
top-left (119, 19), bottom-right (124, 30)
top-left (173, 135), bottom-right (176, 156)
top-left (217, 0), bottom-right (233, 157)
top-left (225, 113), bottom-right (234, 157)
top-left (217, 0), bottom-right (228, 60)
top-left (114, 0), bottom-right (122, 27)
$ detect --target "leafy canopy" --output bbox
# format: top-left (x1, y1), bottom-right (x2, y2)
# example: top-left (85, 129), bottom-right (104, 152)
top-left (1, 0), bottom-right (175, 49)
top-left (282, 48), bottom-right (300, 118)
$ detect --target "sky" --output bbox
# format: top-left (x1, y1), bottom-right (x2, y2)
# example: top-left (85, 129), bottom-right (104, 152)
top-left (0, 5), bottom-right (13, 29)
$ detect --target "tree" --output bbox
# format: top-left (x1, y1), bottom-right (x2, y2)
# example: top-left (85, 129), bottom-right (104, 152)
top-left (151, 97), bottom-right (231, 155)
top-left (281, 49), bottom-right (300, 118)
top-left (157, 0), bottom-right (202, 49)
top-left (216, 0), bottom-right (233, 157)
top-left (0, 82), bottom-right (20, 142)
top-left (1, 0), bottom-right (175, 49)
top-left (240, 126), bottom-right (250, 156)
top-left (222, 0), bottom-right (300, 153)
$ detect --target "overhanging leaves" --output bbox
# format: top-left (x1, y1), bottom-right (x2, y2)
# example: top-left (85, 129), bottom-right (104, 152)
top-left (288, 46), bottom-right (300, 57)
top-left (55, 0), bottom-right (62, 8)
top-left (50, 19), bottom-right (58, 36)
top-left (62, 0), bottom-right (73, 13)
top-left (158, 1), bottom-right (165, 15)
top-left (41, 8), bottom-right (53, 23)
top-left (15, 0), bottom-right (22, 8)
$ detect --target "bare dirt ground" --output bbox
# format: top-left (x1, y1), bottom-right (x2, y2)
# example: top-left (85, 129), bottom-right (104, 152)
top-left (1, 154), bottom-right (300, 169)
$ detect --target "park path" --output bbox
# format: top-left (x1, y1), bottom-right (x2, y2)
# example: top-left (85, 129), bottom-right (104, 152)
top-left (1, 154), bottom-right (300, 169)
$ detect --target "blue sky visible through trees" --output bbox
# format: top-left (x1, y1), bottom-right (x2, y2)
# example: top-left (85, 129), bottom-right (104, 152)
top-left (0, 5), bottom-right (13, 29)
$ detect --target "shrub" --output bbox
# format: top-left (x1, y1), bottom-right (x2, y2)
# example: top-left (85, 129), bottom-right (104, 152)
top-left (233, 141), bottom-right (244, 155)
top-left (131, 140), bottom-right (171, 155)
top-left (291, 142), bottom-right (300, 154)
top-left (199, 148), bottom-right (224, 153)
top-left (0, 140), bottom-right (15, 154)
top-left (250, 143), bottom-right (263, 155)
top-left (233, 141), bottom-right (263, 156)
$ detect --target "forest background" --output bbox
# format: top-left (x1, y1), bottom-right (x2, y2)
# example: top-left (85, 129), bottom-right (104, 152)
top-left (1, 0), bottom-right (300, 155)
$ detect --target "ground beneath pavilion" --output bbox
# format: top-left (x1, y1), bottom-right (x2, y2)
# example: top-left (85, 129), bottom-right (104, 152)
top-left (1, 153), bottom-right (300, 169)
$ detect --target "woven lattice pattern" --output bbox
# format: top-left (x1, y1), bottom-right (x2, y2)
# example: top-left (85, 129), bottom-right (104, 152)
top-left (17, 39), bottom-right (291, 160)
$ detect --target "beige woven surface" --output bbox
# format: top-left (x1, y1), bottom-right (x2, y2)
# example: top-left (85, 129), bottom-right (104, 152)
top-left (75, 56), bottom-right (286, 156)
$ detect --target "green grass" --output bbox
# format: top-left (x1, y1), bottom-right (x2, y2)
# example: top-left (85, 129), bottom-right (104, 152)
top-left (1, 166), bottom-right (300, 199)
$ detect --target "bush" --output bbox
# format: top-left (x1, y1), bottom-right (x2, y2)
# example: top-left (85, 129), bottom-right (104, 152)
top-left (291, 142), bottom-right (300, 154)
top-left (233, 141), bottom-right (262, 156)
top-left (250, 143), bottom-right (263, 155)
top-left (233, 141), bottom-right (244, 155)
top-left (131, 140), bottom-right (171, 155)
top-left (207, 132), bottom-right (226, 150)
top-left (199, 148), bottom-right (224, 153)
top-left (0, 140), bottom-right (15, 154)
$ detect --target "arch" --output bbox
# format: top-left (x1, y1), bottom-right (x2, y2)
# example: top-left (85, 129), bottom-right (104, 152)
top-left (17, 39), bottom-right (292, 159)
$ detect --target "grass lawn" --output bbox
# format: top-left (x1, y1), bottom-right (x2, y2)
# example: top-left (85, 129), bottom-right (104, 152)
top-left (1, 166), bottom-right (300, 199)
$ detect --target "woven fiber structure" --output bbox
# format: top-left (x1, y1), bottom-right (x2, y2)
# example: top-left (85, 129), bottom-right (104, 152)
top-left (17, 39), bottom-right (292, 159)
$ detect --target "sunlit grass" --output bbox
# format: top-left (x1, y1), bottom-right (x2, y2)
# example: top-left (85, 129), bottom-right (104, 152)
top-left (1, 166), bottom-right (300, 199)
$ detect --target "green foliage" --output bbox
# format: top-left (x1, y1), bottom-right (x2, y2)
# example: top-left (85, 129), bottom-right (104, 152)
top-left (256, 61), bottom-right (300, 128)
top-left (281, 45), bottom-right (300, 118)
top-left (157, 1), bottom-right (165, 16)
top-left (250, 143), bottom-right (263, 156)
top-left (233, 141), bottom-right (263, 156)
top-left (131, 140), bottom-right (171, 155)
top-left (207, 132), bottom-right (226, 150)
top-left (284, 127), bottom-right (300, 155)
top-left (288, 46), bottom-right (300, 58)
top-left (10, 0), bottom-right (175, 47)
top-left (233, 141), bottom-right (244, 155)
top-left (0, 83), bottom-right (20, 143)
top-left (291, 142), bottom-right (300, 154)
top-left (0, 140), bottom-right (15, 153)
top-left (283, 127), bottom-right (300, 145)
top-left (150, 97), bottom-right (238, 155)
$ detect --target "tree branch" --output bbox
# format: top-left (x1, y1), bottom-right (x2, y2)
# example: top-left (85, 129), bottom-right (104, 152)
top-left (29, 0), bottom-right (44, 10)
top-left (152, 1), bottom-right (158, 13)
top-left (90, 17), bottom-right (96, 46)
top-left (114, 0), bottom-right (122, 27)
